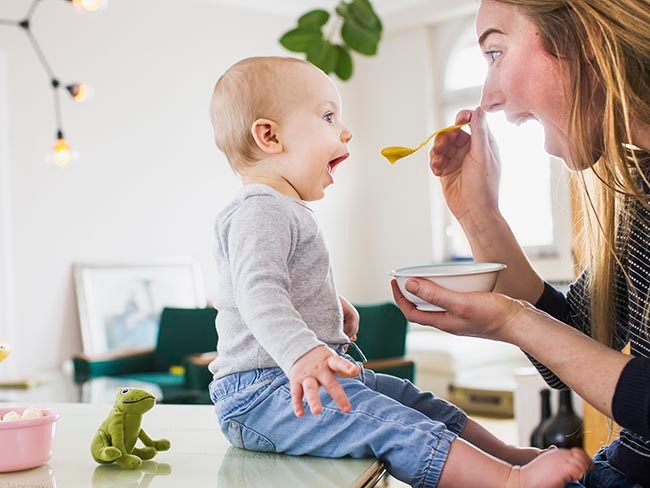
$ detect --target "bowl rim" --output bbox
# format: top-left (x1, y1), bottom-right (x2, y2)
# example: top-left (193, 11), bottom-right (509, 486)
top-left (0, 407), bottom-right (59, 430)
top-left (388, 262), bottom-right (507, 278)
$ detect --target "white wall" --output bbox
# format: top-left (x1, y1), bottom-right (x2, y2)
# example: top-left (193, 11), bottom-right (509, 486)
top-left (0, 0), bottom-right (471, 374)
top-left (0, 50), bottom-right (17, 378)
top-left (327, 26), bottom-right (440, 302)
top-left (0, 0), bottom-right (288, 374)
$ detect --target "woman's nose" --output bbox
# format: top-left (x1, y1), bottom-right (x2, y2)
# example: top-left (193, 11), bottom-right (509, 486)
top-left (479, 72), bottom-right (504, 113)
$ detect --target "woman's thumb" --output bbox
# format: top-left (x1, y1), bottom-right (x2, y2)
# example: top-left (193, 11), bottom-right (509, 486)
top-left (405, 279), bottom-right (454, 310)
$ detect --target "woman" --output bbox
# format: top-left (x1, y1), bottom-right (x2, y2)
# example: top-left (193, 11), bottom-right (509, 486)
top-left (391, 1), bottom-right (650, 486)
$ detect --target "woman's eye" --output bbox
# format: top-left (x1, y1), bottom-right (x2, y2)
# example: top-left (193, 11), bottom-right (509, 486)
top-left (323, 113), bottom-right (333, 123)
top-left (485, 50), bottom-right (501, 63)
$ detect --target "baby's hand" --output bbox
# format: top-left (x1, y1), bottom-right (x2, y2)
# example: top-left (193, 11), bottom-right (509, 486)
top-left (289, 345), bottom-right (361, 417)
top-left (340, 296), bottom-right (359, 342)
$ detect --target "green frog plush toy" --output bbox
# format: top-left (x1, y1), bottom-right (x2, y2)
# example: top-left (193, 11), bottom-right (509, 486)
top-left (91, 387), bottom-right (171, 469)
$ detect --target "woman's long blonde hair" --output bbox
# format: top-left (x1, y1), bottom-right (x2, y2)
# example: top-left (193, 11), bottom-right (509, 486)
top-left (493, 0), bottom-right (650, 345)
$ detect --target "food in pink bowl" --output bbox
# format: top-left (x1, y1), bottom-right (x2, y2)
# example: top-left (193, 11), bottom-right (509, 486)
top-left (0, 407), bottom-right (60, 472)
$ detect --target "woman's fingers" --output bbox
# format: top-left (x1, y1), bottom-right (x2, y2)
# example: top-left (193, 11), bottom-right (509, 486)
top-left (455, 109), bottom-right (473, 127)
top-left (430, 125), bottom-right (471, 176)
top-left (391, 280), bottom-right (418, 314)
top-left (390, 280), bottom-right (455, 329)
top-left (404, 279), bottom-right (456, 311)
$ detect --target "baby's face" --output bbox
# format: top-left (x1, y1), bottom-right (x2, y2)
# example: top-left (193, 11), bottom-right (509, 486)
top-left (272, 64), bottom-right (353, 201)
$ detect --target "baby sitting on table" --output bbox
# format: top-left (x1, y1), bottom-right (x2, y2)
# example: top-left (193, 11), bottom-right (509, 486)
top-left (205, 55), bottom-right (592, 487)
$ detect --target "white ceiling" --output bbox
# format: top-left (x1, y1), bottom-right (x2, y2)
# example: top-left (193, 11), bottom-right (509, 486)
top-left (206, 0), bottom-right (427, 16)
top-left (206, 0), bottom-right (474, 22)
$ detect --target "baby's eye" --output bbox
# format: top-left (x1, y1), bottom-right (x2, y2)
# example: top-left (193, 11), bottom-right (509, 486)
top-left (323, 113), bottom-right (333, 123)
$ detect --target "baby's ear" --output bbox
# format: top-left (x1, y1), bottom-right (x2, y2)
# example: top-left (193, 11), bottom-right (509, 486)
top-left (251, 118), bottom-right (282, 154)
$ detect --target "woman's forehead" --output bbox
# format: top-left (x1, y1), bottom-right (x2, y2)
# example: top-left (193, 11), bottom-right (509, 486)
top-left (476, 1), bottom-right (534, 44)
top-left (477, 0), bottom-right (513, 31)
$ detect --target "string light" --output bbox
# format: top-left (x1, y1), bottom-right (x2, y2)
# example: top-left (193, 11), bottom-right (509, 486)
top-left (66, 82), bottom-right (89, 102)
top-left (52, 131), bottom-right (72, 168)
top-left (0, 0), bottom-right (105, 166)
top-left (70, 0), bottom-right (104, 13)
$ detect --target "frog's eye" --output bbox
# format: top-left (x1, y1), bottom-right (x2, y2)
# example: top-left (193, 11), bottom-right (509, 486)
top-left (120, 388), bottom-right (131, 395)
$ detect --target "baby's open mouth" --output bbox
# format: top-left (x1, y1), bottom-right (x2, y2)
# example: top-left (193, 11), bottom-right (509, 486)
top-left (328, 154), bottom-right (349, 175)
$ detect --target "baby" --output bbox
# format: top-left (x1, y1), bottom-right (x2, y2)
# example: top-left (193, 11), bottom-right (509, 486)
top-left (206, 55), bottom-right (592, 487)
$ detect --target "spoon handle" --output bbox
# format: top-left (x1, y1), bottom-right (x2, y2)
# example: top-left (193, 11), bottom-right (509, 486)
top-left (415, 123), bottom-right (467, 151)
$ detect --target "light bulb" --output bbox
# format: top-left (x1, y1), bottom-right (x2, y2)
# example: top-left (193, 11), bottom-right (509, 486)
top-left (71, 0), bottom-right (104, 12)
top-left (52, 137), bottom-right (73, 168)
top-left (66, 83), bottom-right (89, 102)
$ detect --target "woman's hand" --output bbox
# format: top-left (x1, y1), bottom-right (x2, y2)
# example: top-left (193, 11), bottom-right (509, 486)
top-left (390, 278), bottom-right (529, 343)
top-left (391, 278), bottom-right (634, 422)
top-left (430, 107), bottom-right (545, 300)
top-left (430, 107), bottom-right (501, 224)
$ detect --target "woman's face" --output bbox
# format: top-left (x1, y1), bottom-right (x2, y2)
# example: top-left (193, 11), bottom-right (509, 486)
top-left (476, 0), bottom-right (577, 167)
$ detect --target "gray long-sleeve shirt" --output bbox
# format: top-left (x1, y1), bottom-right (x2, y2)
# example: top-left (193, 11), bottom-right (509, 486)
top-left (209, 184), bottom-right (348, 378)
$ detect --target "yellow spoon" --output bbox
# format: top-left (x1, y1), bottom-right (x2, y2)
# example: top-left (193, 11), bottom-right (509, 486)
top-left (0, 340), bottom-right (10, 362)
top-left (381, 123), bottom-right (468, 164)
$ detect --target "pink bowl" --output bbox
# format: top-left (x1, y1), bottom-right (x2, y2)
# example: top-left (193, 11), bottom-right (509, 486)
top-left (0, 407), bottom-right (59, 472)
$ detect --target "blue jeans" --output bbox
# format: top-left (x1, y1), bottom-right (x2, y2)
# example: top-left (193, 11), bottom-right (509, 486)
top-left (209, 363), bottom-right (467, 487)
top-left (565, 439), bottom-right (644, 487)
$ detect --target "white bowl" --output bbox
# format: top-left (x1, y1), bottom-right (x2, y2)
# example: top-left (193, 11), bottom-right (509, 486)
top-left (389, 262), bottom-right (506, 311)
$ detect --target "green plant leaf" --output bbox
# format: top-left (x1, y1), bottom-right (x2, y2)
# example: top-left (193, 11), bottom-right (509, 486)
top-left (279, 27), bottom-right (323, 53)
top-left (348, 0), bottom-right (382, 33)
top-left (333, 45), bottom-right (353, 80)
top-left (280, 1), bottom-right (384, 81)
top-left (298, 9), bottom-right (330, 28)
top-left (307, 38), bottom-right (338, 74)
top-left (341, 16), bottom-right (380, 55)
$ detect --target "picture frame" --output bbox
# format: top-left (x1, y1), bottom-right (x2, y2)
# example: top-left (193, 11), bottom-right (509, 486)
top-left (73, 259), bottom-right (206, 356)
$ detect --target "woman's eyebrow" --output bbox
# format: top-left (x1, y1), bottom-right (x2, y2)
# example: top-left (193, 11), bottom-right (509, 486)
top-left (478, 28), bottom-right (505, 46)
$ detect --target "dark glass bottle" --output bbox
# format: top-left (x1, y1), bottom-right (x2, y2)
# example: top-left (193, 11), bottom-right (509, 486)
top-left (530, 388), bottom-right (552, 448)
top-left (541, 389), bottom-right (584, 448)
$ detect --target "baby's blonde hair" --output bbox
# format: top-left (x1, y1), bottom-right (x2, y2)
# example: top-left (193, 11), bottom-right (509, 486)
top-left (209, 56), bottom-right (311, 172)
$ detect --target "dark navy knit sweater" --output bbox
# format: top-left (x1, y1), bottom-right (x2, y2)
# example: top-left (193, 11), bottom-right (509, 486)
top-left (534, 194), bottom-right (650, 485)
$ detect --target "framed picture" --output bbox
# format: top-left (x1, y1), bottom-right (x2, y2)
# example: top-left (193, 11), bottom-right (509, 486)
top-left (74, 259), bottom-right (206, 356)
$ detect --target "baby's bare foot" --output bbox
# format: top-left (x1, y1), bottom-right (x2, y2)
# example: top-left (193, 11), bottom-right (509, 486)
top-left (506, 447), bottom-right (592, 488)
top-left (502, 445), bottom-right (542, 465)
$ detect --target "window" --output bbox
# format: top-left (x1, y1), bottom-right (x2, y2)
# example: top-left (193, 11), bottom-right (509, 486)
top-left (436, 22), bottom-right (574, 280)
